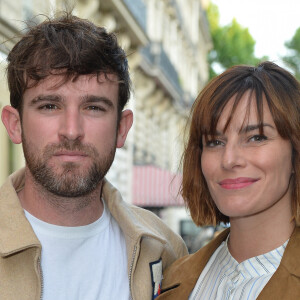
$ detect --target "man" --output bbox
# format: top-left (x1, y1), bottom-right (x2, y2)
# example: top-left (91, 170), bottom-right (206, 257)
top-left (0, 13), bottom-right (187, 299)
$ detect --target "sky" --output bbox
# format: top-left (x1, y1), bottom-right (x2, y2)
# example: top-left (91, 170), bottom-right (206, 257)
top-left (211, 0), bottom-right (300, 66)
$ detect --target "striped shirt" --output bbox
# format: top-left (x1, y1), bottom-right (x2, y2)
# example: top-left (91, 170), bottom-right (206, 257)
top-left (189, 237), bottom-right (288, 300)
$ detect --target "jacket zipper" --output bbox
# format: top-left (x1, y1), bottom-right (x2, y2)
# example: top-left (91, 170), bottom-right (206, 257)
top-left (128, 244), bottom-right (138, 300)
top-left (38, 257), bottom-right (44, 300)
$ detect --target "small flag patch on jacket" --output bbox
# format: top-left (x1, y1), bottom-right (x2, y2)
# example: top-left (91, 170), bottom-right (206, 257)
top-left (150, 259), bottom-right (163, 299)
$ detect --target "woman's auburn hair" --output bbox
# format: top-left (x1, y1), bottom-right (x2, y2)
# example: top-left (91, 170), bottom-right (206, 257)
top-left (181, 61), bottom-right (300, 226)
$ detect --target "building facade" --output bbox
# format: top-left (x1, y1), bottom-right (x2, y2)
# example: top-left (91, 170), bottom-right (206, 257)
top-left (0, 0), bottom-right (54, 184)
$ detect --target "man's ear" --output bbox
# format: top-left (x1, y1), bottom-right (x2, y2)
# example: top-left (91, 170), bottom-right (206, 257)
top-left (1, 105), bottom-right (22, 144)
top-left (116, 109), bottom-right (133, 148)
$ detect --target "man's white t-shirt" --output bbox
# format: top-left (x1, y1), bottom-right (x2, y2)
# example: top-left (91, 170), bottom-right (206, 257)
top-left (24, 200), bottom-right (130, 300)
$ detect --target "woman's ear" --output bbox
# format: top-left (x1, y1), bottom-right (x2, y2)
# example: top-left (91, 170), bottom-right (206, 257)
top-left (1, 105), bottom-right (22, 144)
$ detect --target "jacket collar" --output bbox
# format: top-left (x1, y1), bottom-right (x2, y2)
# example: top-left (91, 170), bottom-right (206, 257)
top-left (0, 168), bottom-right (167, 257)
top-left (256, 226), bottom-right (300, 298)
top-left (102, 178), bottom-right (168, 245)
top-left (161, 228), bottom-right (230, 296)
top-left (162, 226), bottom-right (300, 297)
top-left (270, 225), bottom-right (300, 276)
top-left (0, 168), bottom-right (40, 257)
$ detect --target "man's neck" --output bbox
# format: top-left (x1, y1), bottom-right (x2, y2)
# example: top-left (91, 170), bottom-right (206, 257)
top-left (18, 171), bottom-right (104, 227)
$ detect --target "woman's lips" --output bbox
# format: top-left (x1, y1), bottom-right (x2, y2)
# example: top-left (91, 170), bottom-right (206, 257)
top-left (219, 177), bottom-right (259, 190)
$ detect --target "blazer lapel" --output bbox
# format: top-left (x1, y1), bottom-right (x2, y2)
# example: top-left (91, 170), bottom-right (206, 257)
top-left (160, 228), bottom-right (230, 299)
top-left (258, 226), bottom-right (300, 299)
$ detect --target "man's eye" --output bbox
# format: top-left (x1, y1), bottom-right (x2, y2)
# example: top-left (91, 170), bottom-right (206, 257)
top-left (249, 134), bottom-right (268, 142)
top-left (205, 140), bottom-right (223, 147)
top-left (39, 104), bottom-right (58, 110)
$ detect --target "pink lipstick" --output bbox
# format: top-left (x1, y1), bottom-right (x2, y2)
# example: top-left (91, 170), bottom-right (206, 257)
top-left (219, 177), bottom-right (259, 190)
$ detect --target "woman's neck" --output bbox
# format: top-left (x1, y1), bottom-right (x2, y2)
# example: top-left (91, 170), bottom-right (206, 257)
top-left (228, 209), bottom-right (295, 263)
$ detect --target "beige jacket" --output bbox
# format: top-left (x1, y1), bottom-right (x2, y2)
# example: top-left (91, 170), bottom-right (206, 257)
top-left (158, 227), bottom-right (300, 300)
top-left (0, 168), bottom-right (188, 300)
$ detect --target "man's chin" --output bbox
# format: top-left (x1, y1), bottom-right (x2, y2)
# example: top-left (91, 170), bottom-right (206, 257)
top-left (32, 167), bottom-right (102, 198)
top-left (48, 161), bottom-right (90, 174)
top-left (24, 148), bottom-right (114, 197)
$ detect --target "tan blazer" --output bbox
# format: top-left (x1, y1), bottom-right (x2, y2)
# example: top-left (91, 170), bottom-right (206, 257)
top-left (158, 227), bottom-right (300, 300)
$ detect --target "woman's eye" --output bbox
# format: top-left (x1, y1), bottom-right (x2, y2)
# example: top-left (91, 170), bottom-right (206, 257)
top-left (249, 134), bottom-right (268, 142)
top-left (206, 140), bottom-right (223, 147)
top-left (87, 106), bottom-right (104, 111)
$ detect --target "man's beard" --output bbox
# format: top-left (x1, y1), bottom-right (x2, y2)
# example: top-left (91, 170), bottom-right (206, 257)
top-left (22, 136), bottom-right (116, 198)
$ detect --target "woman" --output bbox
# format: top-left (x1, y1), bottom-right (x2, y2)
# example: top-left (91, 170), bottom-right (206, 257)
top-left (158, 61), bottom-right (300, 299)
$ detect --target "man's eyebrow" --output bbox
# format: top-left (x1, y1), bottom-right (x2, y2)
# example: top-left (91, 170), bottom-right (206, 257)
top-left (29, 94), bottom-right (115, 108)
top-left (29, 95), bottom-right (62, 105)
top-left (240, 123), bottom-right (275, 133)
top-left (81, 95), bottom-right (114, 108)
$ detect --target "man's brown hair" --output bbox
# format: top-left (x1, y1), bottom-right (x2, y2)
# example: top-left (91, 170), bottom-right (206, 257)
top-left (7, 12), bottom-right (131, 117)
top-left (182, 61), bottom-right (300, 226)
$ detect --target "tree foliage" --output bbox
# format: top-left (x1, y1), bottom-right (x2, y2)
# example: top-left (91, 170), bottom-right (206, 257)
top-left (282, 27), bottom-right (300, 80)
top-left (207, 3), bottom-right (262, 79)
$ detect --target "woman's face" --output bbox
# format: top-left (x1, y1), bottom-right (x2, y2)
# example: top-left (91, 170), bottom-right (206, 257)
top-left (201, 91), bottom-right (293, 222)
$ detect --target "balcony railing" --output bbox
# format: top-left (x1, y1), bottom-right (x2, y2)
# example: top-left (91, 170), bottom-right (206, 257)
top-left (141, 42), bottom-right (183, 97)
top-left (123, 0), bottom-right (147, 32)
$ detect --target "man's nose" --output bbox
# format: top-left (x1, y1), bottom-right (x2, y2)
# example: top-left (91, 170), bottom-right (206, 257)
top-left (221, 142), bottom-right (246, 170)
top-left (58, 109), bottom-right (84, 141)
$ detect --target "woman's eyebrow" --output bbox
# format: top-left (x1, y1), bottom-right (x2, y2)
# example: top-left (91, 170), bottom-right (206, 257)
top-left (240, 123), bottom-right (275, 133)
top-left (205, 130), bottom-right (223, 137)
top-left (207, 123), bottom-right (276, 136)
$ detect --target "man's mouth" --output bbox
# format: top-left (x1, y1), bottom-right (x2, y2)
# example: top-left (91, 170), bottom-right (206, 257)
top-left (53, 150), bottom-right (88, 162)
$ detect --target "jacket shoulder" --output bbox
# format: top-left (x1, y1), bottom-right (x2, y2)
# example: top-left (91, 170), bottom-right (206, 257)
top-left (102, 179), bottom-right (188, 257)
top-left (127, 203), bottom-right (188, 256)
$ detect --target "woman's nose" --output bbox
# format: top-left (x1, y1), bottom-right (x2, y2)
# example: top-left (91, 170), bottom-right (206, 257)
top-left (221, 143), bottom-right (246, 170)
